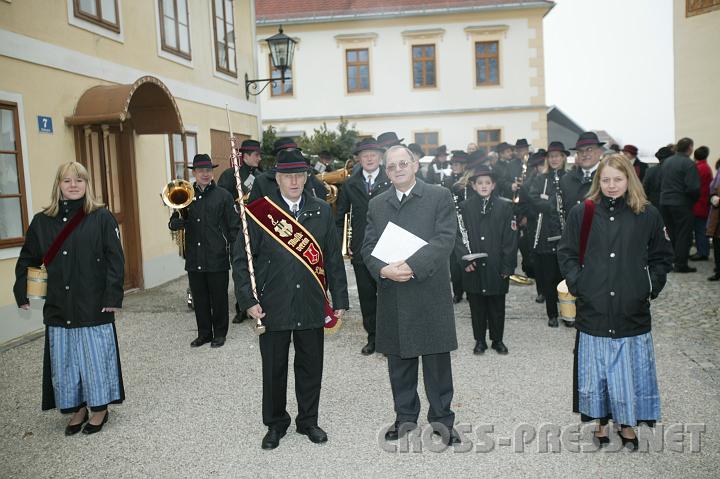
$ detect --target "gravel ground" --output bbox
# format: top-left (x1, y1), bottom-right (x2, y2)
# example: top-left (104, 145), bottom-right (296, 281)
top-left (1, 257), bottom-right (718, 478)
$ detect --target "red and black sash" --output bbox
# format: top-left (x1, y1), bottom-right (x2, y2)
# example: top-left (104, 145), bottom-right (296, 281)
top-left (246, 196), bottom-right (338, 329)
top-left (44, 209), bottom-right (86, 267)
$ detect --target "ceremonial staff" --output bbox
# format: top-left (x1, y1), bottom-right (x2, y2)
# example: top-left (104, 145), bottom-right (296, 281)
top-left (226, 106), bottom-right (265, 335)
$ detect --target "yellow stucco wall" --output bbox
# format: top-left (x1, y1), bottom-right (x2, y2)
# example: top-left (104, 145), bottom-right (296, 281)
top-left (0, 1), bottom-right (259, 344)
top-left (674, 1), bottom-right (720, 163)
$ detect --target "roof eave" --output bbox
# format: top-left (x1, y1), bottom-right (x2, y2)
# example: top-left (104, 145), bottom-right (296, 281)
top-left (257, 2), bottom-right (555, 27)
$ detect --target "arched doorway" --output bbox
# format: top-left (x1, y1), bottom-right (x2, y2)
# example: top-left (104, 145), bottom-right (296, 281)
top-left (66, 76), bottom-right (183, 290)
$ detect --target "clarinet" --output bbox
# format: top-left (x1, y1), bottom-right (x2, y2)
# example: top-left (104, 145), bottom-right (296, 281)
top-left (554, 172), bottom-right (566, 233)
top-left (453, 192), bottom-right (485, 261)
top-left (533, 177), bottom-right (548, 250)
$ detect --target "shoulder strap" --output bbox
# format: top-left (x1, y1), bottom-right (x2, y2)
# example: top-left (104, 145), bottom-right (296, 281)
top-left (43, 208), bottom-right (86, 267)
top-left (579, 199), bottom-right (595, 266)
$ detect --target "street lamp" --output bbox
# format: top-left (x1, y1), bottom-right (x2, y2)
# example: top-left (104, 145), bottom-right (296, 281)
top-left (245, 27), bottom-right (297, 99)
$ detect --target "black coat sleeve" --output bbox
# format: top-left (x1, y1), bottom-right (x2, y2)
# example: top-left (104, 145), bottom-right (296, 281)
top-left (528, 175), bottom-right (554, 214)
top-left (646, 206), bottom-right (674, 298)
top-left (13, 217), bottom-right (43, 307)
top-left (231, 218), bottom-right (262, 312)
top-left (101, 210), bottom-right (125, 308)
top-left (361, 198), bottom-right (386, 281)
top-left (557, 204), bottom-right (583, 296)
top-left (322, 204), bottom-right (350, 310)
top-left (223, 193), bottom-right (241, 246)
top-left (500, 206), bottom-right (518, 276)
top-left (685, 164), bottom-right (701, 202)
top-left (335, 183), bottom-right (350, 237)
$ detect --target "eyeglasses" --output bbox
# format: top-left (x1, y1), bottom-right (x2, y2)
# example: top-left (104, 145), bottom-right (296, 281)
top-left (385, 159), bottom-right (412, 173)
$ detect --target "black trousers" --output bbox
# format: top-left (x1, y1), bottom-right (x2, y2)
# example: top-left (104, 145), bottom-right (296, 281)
top-left (449, 250), bottom-right (464, 299)
top-left (467, 293), bottom-right (505, 342)
top-left (353, 262), bottom-right (377, 343)
top-left (187, 271), bottom-right (229, 340)
top-left (662, 205), bottom-right (694, 267)
top-left (259, 328), bottom-right (324, 431)
top-left (714, 237), bottom-right (720, 273)
top-left (518, 228), bottom-right (536, 278)
top-left (534, 252), bottom-right (563, 319)
top-left (387, 352), bottom-right (454, 429)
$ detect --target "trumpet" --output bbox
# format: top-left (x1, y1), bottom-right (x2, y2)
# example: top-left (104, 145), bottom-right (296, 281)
top-left (162, 179), bottom-right (195, 257)
top-left (341, 205), bottom-right (352, 258)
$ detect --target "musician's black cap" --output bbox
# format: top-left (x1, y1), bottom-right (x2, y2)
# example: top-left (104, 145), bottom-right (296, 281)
top-left (274, 149), bottom-right (310, 174)
top-left (528, 150), bottom-right (547, 167)
top-left (573, 131), bottom-right (606, 150)
top-left (188, 153), bottom-right (218, 169)
top-left (495, 142), bottom-right (513, 153)
top-left (377, 132), bottom-right (404, 148)
top-left (515, 138), bottom-right (530, 148)
top-left (353, 137), bottom-right (385, 155)
top-left (407, 143), bottom-right (425, 157)
top-left (239, 139), bottom-right (261, 153)
top-left (547, 141), bottom-right (570, 156)
top-left (433, 145), bottom-right (448, 157)
top-left (468, 164), bottom-right (496, 181)
top-left (450, 151), bottom-right (469, 163)
top-left (273, 137), bottom-right (302, 155)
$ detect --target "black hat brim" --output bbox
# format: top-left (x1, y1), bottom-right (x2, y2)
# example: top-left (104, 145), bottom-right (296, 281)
top-left (188, 164), bottom-right (219, 169)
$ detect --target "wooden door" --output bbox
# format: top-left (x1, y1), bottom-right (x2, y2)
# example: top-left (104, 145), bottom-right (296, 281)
top-left (75, 125), bottom-right (143, 290)
top-left (210, 129), bottom-right (249, 172)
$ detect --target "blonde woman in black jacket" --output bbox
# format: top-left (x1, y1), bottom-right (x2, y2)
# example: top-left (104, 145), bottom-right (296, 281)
top-left (14, 162), bottom-right (125, 435)
top-left (558, 153), bottom-right (673, 450)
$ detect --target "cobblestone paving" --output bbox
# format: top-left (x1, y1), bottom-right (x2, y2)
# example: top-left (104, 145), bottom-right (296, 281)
top-left (0, 256), bottom-right (718, 478)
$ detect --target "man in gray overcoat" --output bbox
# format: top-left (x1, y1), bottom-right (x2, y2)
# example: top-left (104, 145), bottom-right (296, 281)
top-left (362, 145), bottom-right (460, 445)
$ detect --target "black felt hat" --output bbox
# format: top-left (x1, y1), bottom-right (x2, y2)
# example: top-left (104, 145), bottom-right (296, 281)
top-left (273, 149), bottom-right (309, 174)
top-left (353, 137), bottom-right (385, 155)
top-left (188, 153), bottom-right (218, 169)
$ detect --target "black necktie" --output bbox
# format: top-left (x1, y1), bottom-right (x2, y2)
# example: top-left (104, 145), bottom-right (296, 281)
top-left (291, 203), bottom-right (299, 218)
top-left (366, 175), bottom-right (373, 194)
top-left (400, 193), bottom-right (407, 204)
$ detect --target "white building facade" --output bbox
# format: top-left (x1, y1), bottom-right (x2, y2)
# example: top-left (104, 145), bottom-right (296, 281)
top-left (256, 1), bottom-right (554, 154)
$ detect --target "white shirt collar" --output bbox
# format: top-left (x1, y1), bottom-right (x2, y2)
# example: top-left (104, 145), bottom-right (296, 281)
top-left (281, 194), bottom-right (302, 212)
top-left (363, 168), bottom-right (379, 181)
top-left (396, 182), bottom-right (416, 201)
top-left (582, 163), bottom-right (599, 176)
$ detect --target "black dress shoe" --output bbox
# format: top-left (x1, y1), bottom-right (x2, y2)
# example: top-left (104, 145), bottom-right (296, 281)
top-left (690, 254), bottom-right (709, 261)
top-left (64, 408), bottom-right (88, 436)
top-left (190, 337), bottom-right (211, 347)
top-left (232, 312), bottom-right (246, 323)
top-left (432, 427), bottom-right (461, 445)
top-left (491, 340), bottom-right (509, 354)
top-left (453, 294), bottom-right (463, 304)
top-left (82, 411), bottom-right (108, 435)
top-left (674, 265), bottom-right (697, 273)
top-left (297, 425), bottom-right (328, 444)
top-left (361, 342), bottom-right (375, 355)
top-left (210, 337), bottom-right (226, 348)
top-left (593, 434), bottom-right (610, 448)
top-left (548, 317), bottom-right (559, 328)
top-left (473, 340), bottom-right (487, 355)
top-left (385, 422), bottom-right (417, 441)
top-left (535, 294), bottom-right (545, 303)
top-left (708, 273), bottom-right (720, 281)
top-left (562, 319), bottom-right (575, 328)
top-left (261, 428), bottom-right (286, 449)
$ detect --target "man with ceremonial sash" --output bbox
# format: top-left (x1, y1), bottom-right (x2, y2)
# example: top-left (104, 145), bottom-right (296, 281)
top-left (232, 149), bottom-right (349, 450)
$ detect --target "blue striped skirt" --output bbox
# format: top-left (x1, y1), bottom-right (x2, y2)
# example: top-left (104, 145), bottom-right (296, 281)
top-left (47, 323), bottom-right (124, 412)
top-left (576, 331), bottom-right (660, 425)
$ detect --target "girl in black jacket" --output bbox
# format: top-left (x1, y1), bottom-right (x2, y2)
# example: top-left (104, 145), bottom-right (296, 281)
top-left (529, 142), bottom-right (570, 327)
top-left (14, 162), bottom-right (125, 436)
top-left (558, 153), bottom-right (673, 449)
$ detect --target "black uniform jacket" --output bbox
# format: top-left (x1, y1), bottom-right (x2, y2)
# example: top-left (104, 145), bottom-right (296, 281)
top-left (643, 165), bottom-right (663, 208)
top-left (14, 199), bottom-right (125, 328)
top-left (217, 163), bottom-right (263, 201)
top-left (514, 171), bottom-right (539, 235)
top-left (633, 159), bottom-right (649, 182)
top-left (528, 170), bottom-right (566, 254)
top-left (557, 196), bottom-right (674, 338)
top-left (248, 170), bottom-right (328, 203)
top-left (169, 181), bottom-right (240, 272)
top-left (559, 166), bottom-right (595, 218)
top-left (334, 167), bottom-right (391, 264)
top-left (232, 190), bottom-right (349, 331)
top-left (659, 153), bottom-right (701, 207)
top-left (455, 194), bottom-right (518, 296)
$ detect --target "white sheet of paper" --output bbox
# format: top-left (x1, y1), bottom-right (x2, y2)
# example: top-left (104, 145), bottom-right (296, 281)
top-left (371, 222), bottom-right (428, 263)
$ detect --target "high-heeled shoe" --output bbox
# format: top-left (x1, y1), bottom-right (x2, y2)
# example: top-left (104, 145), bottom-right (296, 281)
top-left (82, 411), bottom-right (109, 435)
top-left (64, 408), bottom-right (89, 436)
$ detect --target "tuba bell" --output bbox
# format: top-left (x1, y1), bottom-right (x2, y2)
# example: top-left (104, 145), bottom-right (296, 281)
top-left (162, 179), bottom-right (195, 257)
top-left (316, 159), bottom-right (353, 205)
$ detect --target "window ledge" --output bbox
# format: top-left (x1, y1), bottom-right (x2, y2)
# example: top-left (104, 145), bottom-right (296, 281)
top-left (334, 33), bottom-right (377, 46)
top-left (0, 247), bottom-right (21, 260)
top-left (401, 28), bottom-right (445, 41)
top-left (464, 24), bottom-right (509, 37)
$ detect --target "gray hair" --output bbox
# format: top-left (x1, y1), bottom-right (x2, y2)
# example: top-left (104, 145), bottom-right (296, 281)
top-left (383, 145), bottom-right (415, 164)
